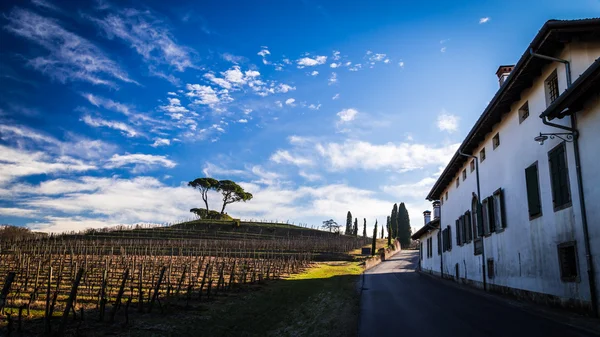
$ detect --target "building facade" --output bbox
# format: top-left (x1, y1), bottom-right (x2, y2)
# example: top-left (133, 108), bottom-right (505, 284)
top-left (415, 19), bottom-right (600, 315)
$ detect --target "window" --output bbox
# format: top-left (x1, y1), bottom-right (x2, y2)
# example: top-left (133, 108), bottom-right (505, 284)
top-left (548, 143), bottom-right (571, 211)
top-left (492, 189), bottom-right (507, 230)
top-left (471, 196), bottom-right (482, 238)
top-left (456, 177), bottom-right (460, 188)
top-left (492, 133), bottom-right (500, 150)
top-left (461, 215), bottom-right (467, 244)
top-left (470, 160), bottom-right (475, 172)
top-left (464, 211), bottom-right (473, 243)
top-left (462, 169), bottom-right (467, 181)
top-left (482, 198), bottom-right (490, 236)
top-left (448, 226), bottom-right (452, 251)
top-left (487, 259), bottom-right (495, 279)
top-left (445, 191), bottom-right (448, 201)
top-left (545, 70), bottom-right (560, 106)
top-left (420, 242), bottom-right (423, 261)
top-left (557, 242), bottom-right (578, 282)
top-left (519, 101), bottom-right (529, 124)
top-left (525, 162), bottom-right (542, 218)
top-left (442, 226), bottom-right (452, 252)
top-left (437, 231), bottom-right (441, 255)
top-left (480, 147), bottom-right (486, 162)
top-left (428, 237), bottom-right (433, 258)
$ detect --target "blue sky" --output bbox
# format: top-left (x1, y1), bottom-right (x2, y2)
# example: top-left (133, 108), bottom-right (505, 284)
top-left (1, 0), bottom-right (599, 233)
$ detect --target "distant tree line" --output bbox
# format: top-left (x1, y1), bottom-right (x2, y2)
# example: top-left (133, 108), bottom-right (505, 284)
top-left (389, 202), bottom-right (411, 248)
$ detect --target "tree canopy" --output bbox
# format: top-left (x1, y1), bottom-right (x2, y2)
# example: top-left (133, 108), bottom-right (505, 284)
top-left (188, 178), bottom-right (253, 216)
top-left (218, 180), bottom-right (253, 214)
top-left (322, 219), bottom-right (340, 233)
top-left (346, 211), bottom-right (353, 235)
top-left (188, 177), bottom-right (220, 214)
top-left (397, 202), bottom-right (412, 248)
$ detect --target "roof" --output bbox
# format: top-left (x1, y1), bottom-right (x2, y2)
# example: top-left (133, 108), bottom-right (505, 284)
top-left (411, 218), bottom-right (440, 240)
top-left (427, 18), bottom-right (600, 201)
top-left (540, 58), bottom-right (600, 120)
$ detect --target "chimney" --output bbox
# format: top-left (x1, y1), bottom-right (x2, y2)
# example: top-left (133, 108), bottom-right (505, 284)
top-left (496, 65), bottom-right (515, 87)
top-left (423, 210), bottom-right (431, 226)
top-left (433, 201), bottom-right (441, 219)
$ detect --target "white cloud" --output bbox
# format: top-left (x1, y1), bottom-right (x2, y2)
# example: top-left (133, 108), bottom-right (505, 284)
top-left (384, 59), bottom-right (390, 64)
top-left (285, 98), bottom-right (296, 106)
top-left (5, 8), bottom-right (136, 87)
top-left (159, 97), bottom-right (190, 116)
top-left (270, 150), bottom-right (313, 166)
top-left (310, 71), bottom-right (319, 76)
top-left (298, 171), bottom-right (322, 182)
top-left (328, 72), bottom-right (338, 85)
top-left (330, 63), bottom-right (341, 68)
top-left (381, 177), bottom-right (438, 199)
top-left (337, 108), bottom-right (358, 122)
top-left (349, 64), bottom-right (362, 71)
top-left (317, 140), bottom-right (459, 172)
top-left (297, 55), bottom-right (327, 67)
top-left (479, 17), bottom-right (490, 24)
top-left (89, 8), bottom-right (196, 72)
top-left (275, 101), bottom-right (283, 108)
top-left (81, 115), bottom-right (139, 137)
top-left (276, 84), bottom-right (296, 93)
top-left (369, 53), bottom-right (387, 62)
top-left (104, 153), bottom-right (176, 172)
top-left (151, 138), bottom-right (171, 147)
top-left (308, 104), bottom-right (321, 110)
top-left (398, 61), bottom-right (405, 68)
top-left (0, 144), bottom-right (95, 186)
top-left (204, 73), bottom-right (232, 89)
top-left (167, 92), bottom-right (178, 96)
top-left (186, 84), bottom-right (224, 106)
top-left (332, 93), bottom-right (340, 100)
top-left (440, 47), bottom-right (447, 53)
top-left (332, 51), bottom-right (341, 61)
top-left (437, 112), bottom-right (460, 132)
top-left (257, 49), bottom-right (271, 57)
top-left (238, 119), bottom-right (248, 123)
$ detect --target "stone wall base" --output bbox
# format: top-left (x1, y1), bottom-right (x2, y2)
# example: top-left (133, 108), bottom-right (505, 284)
top-left (419, 269), bottom-right (594, 315)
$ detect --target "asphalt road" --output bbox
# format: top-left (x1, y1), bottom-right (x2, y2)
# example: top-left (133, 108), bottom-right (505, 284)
top-left (358, 250), bottom-right (599, 337)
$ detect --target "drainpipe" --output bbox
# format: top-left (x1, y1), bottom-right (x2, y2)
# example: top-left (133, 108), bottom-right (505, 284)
top-left (530, 49), bottom-right (598, 317)
top-left (458, 150), bottom-right (486, 291)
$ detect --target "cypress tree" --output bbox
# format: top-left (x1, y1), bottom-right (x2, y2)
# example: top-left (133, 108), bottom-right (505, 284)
top-left (363, 218), bottom-right (367, 238)
top-left (398, 202), bottom-right (412, 248)
top-left (353, 218), bottom-right (358, 236)
top-left (346, 211), bottom-right (353, 235)
top-left (372, 220), bottom-right (378, 255)
top-left (390, 203), bottom-right (398, 238)
top-left (387, 216), bottom-right (392, 247)
top-left (381, 225), bottom-right (384, 239)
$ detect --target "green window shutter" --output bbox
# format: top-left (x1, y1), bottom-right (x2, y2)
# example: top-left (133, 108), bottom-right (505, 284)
top-left (499, 189), bottom-right (507, 228)
top-left (487, 196), bottom-right (496, 232)
top-left (477, 202), bottom-right (484, 237)
top-left (525, 164), bottom-right (541, 216)
top-left (448, 226), bottom-right (452, 250)
top-left (549, 149), bottom-right (561, 208)
top-left (455, 220), bottom-right (460, 246)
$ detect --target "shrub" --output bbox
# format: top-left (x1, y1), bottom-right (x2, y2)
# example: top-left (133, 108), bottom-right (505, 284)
top-left (190, 208), bottom-right (234, 220)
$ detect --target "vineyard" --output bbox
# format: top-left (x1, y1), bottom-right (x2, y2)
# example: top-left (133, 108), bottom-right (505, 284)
top-left (0, 220), bottom-right (369, 336)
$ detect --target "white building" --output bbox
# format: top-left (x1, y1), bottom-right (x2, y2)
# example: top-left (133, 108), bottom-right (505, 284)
top-left (414, 19), bottom-right (600, 316)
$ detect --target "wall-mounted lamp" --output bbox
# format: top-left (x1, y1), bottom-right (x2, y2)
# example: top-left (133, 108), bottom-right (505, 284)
top-left (533, 132), bottom-right (574, 145)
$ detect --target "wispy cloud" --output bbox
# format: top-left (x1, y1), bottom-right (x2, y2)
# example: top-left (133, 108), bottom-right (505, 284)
top-left (81, 114), bottom-right (140, 137)
top-left (89, 8), bottom-right (197, 72)
top-left (4, 8), bottom-right (136, 87)
top-left (479, 17), bottom-right (490, 24)
top-left (328, 72), bottom-right (338, 85)
top-left (104, 153), bottom-right (176, 171)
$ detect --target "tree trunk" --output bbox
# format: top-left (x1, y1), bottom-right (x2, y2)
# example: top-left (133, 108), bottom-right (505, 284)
top-left (203, 190), bottom-right (210, 215)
